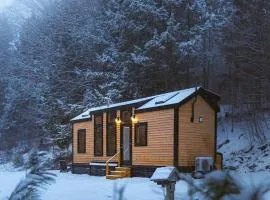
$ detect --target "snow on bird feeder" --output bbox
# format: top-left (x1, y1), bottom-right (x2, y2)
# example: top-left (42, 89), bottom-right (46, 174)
top-left (150, 167), bottom-right (180, 200)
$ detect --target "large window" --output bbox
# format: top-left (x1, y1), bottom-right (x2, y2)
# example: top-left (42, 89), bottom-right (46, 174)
top-left (94, 114), bottom-right (103, 156)
top-left (106, 111), bottom-right (117, 156)
top-left (121, 110), bottom-right (132, 124)
top-left (77, 129), bottom-right (86, 153)
top-left (135, 122), bottom-right (148, 146)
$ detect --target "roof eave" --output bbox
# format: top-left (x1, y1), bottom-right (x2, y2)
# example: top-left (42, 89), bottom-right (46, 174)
top-left (70, 116), bottom-right (92, 124)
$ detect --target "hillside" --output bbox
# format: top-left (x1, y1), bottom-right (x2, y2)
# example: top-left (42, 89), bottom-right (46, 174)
top-left (218, 110), bottom-right (270, 172)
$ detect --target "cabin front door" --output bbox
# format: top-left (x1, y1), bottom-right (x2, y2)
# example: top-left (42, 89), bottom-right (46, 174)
top-left (121, 125), bottom-right (132, 166)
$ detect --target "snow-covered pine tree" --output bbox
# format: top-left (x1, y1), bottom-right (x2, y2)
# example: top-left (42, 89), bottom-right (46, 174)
top-left (9, 165), bottom-right (55, 200)
top-left (101, 0), bottom-right (228, 98)
top-left (181, 171), bottom-right (270, 200)
top-left (222, 0), bottom-right (270, 109)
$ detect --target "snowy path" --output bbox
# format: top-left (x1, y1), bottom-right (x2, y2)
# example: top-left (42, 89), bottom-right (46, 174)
top-left (1, 169), bottom-right (270, 200)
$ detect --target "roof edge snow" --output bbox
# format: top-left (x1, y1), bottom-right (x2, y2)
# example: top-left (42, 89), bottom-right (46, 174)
top-left (71, 87), bottom-right (220, 122)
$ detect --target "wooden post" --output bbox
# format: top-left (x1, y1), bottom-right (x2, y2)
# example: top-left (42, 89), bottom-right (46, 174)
top-left (164, 182), bottom-right (175, 200)
top-left (106, 161), bottom-right (109, 176)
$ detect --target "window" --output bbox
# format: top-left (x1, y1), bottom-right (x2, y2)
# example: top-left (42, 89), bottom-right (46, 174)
top-left (106, 111), bottom-right (117, 156)
top-left (121, 110), bottom-right (132, 123)
top-left (107, 112), bottom-right (116, 124)
top-left (95, 115), bottom-right (103, 125)
top-left (77, 129), bottom-right (86, 153)
top-left (135, 122), bottom-right (147, 146)
top-left (94, 114), bottom-right (103, 156)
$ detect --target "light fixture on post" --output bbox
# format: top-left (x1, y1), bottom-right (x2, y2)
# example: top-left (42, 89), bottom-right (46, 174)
top-left (131, 114), bottom-right (138, 124)
top-left (115, 117), bottom-right (121, 125)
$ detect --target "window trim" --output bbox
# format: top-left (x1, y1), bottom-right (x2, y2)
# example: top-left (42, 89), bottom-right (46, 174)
top-left (94, 113), bottom-right (103, 156)
top-left (106, 111), bottom-right (117, 156)
top-left (134, 122), bottom-right (148, 147)
top-left (77, 129), bottom-right (86, 153)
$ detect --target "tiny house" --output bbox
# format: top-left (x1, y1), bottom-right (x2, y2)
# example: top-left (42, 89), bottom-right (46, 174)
top-left (71, 87), bottom-right (220, 178)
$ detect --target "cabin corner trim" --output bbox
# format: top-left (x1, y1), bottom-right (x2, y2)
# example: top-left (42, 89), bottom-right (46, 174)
top-left (173, 106), bottom-right (179, 167)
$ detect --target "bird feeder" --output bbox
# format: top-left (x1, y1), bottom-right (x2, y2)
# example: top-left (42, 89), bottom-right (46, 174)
top-left (150, 167), bottom-right (180, 200)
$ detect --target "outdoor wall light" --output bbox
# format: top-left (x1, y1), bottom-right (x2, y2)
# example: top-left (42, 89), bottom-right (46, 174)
top-left (115, 117), bottom-right (122, 125)
top-left (131, 114), bottom-right (138, 123)
top-left (198, 116), bottom-right (203, 123)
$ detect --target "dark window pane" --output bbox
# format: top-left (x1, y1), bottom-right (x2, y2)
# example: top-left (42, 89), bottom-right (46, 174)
top-left (107, 112), bottom-right (116, 124)
top-left (139, 126), bottom-right (146, 144)
top-left (94, 126), bottom-right (103, 156)
top-left (107, 125), bottom-right (116, 156)
top-left (95, 115), bottom-right (103, 125)
top-left (78, 129), bottom-right (86, 153)
top-left (122, 110), bottom-right (131, 123)
top-left (94, 114), bottom-right (103, 156)
top-left (135, 123), bottom-right (147, 146)
top-left (107, 111), bottom-right (117, 156)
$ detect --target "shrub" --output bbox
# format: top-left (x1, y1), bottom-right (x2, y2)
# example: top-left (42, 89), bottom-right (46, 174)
top-left (27, 150), bottom-right (39, 168)
top-left (12, 153), bottom-right (24, 168)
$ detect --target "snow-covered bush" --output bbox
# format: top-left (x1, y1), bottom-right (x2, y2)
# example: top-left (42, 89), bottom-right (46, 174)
top-left (12, 153), bottom-right (24, 168)
top-left (26, 150), bottom-right (40, 169)
top-left (181, 171), bottom-right (240, 200)
top-left (8, 165), bottom-right (55, 200)
top-left (181, 171), bottom-right (270, 200)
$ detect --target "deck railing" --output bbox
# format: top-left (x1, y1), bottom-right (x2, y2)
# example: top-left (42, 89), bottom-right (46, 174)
top-left (106, 151), bottom-right (121, 176)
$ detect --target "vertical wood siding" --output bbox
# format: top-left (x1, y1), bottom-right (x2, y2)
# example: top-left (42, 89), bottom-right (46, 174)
top-left (73, 121), bottom-right (92, 163)
top-left (73, 112), bottom-right (121, 164)
top-left (178, 95), bottom-right (215, 167)
top-left (133, 109), bottom-right (174, 166)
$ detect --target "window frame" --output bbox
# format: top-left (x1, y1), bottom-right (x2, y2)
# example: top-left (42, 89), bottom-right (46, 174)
top-left (106, 111), bottom-right (117, 156)
top-left (121, 109), bottom-right (132, 124)
top-left (135, 122), bottom-right (148, 147)
top-left (77, 129), bottom-right (86, 153)
top-left (94, 113), bottom-right (103, 156)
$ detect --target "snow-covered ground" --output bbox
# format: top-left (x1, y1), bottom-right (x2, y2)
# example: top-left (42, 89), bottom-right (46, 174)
top-left (1, 167), bottom-right (270, 200)
top-left (0, 168), bottom-right (189, 200)
top-left (0, 165), bottom-right (26, 200)
top-left (42, 172), bottom-right (189, 200)
top-left (218, 113), bottom-right (270, 172)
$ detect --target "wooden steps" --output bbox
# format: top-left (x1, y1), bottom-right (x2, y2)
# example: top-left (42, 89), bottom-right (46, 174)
top-left (106, 167), bottom-right (131, 179)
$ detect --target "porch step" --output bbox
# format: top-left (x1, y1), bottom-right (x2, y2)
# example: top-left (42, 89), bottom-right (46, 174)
top-left (115, 167), bottom-right (131, 173)
top-left (111, 171), bottom-right (127, 176)
top-left (106, 167), bottom-right (131, 179)
top-left (106, 175), bottom-right (123, 180)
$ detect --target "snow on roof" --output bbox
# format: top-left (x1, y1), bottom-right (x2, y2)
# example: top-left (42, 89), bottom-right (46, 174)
top-left (71, 95), bottom-right (156, 121)
top-left (137, 87), bottom-right (200, 111)
top-left (150, 166), bottom-right (179, 181)
top-left (70, 108), bottom-right (96, 121)
top-left (71, 87), bottom-right (200, 122)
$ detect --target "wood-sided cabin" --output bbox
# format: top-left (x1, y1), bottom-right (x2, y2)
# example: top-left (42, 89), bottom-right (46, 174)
top-left (71, 87), bottom-right (220, 177)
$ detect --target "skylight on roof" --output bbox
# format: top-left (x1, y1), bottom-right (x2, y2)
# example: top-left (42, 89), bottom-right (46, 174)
top-left (155, 92), bottom-right (179, 105)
